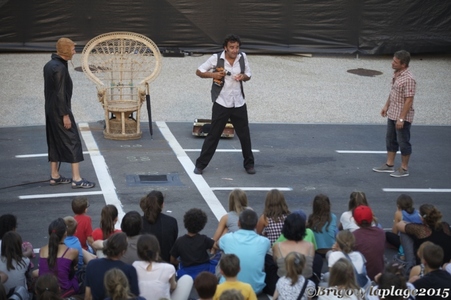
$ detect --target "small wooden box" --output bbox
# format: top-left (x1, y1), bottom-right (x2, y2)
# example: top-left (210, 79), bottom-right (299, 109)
top-left (192, 119), bottom-right (234, 138)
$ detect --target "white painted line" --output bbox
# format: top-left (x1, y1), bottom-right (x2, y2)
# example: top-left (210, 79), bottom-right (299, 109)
top-left (19, 191), bottom-right (104, 199)
top-left (211, 187), bottom-right (293, 192)
top-left (184, 149), bottom-right (260, 153)
top-left (16, 151), bottom-right (90, 158)
top-left (336, 150), bottom-right (400, 154)
top-left (157, 121), bottom-right (227, 221)
top-left (383, 188), bottom-right (451, 193)
top-left (18, 124), bottom-right (123, 226)
top-left (78, 123), bottom-right (124, 227)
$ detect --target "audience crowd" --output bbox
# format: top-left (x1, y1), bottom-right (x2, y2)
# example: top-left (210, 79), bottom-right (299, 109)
top-left (1, 190), bottom-right (450, 300)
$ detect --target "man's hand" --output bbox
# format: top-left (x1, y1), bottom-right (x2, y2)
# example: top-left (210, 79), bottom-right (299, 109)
top-left (214, 68), bottom-right (226, 80)
top-left (234, 74), bottom-right (245, 81)
top-left (63, 115), bottom-right (71, 129)
top-left (396, 119), bottom-right (404, 129)
top-left (380, 106), bottom-right (388, 117)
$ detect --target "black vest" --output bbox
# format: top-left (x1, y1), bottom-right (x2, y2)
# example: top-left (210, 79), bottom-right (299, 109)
top-left (210, 51), bottom-right (245, 102)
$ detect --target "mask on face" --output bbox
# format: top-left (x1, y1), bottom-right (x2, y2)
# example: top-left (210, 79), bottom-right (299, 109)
top-left (56, 38), bottom-right (75, 60)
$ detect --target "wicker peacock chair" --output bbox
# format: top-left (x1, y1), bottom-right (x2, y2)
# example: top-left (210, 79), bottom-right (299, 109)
top-left (81, 32), bottom-right (162, 140)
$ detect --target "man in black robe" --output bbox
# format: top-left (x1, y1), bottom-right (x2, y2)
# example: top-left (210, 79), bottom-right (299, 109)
top-left (44, 37), bottom-right (95, 189)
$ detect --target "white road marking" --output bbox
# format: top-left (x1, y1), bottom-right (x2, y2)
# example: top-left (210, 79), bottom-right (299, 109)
top-left (16, 151), bottom-right (90, 158)
top-left (184, 149), bottom-right (260, 152)
top-left (19, 191), bottom-right (104, 199)
top-left (17, 124), bottom-right (123, 228)
top-left (157, 121), bottom-right (227, 220)
top-left (383, 188), bottom-right (451, 193)
top-left (336, 150), bottom-right (400, 154)
top-left (211, 187), bottom-right (293, 191)
top-left (78, 123), bottom-right (124, 226)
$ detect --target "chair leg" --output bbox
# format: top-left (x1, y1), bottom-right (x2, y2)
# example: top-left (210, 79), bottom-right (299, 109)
top-left (121, 112), bottom-right (125, 134)
top-left (136, 108), bottom-right (140, 134)
top-left (105, 109), bottom-right (110, 134)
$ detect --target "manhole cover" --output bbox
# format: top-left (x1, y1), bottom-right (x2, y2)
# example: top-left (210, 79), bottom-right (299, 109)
top-left (139, 175), bottom-right (168, 182)
top-left (126, 173), bottom-right (183, 186)
top-left (347, 68), bottom-right (383, 77)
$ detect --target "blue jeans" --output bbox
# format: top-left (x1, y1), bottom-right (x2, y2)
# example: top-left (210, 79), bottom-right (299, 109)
top-left (386, 118), bottom-right (412, 155)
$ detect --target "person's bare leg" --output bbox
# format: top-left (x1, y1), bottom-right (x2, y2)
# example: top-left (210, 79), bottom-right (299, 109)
top-left (71, 162), bottom-right (82, 182)
top-left (386, 151), bottom-right (397, 166)
top-left (401, 154), bottom-right (410, 170)
top-left (50, 161), bottom-right (60, 179)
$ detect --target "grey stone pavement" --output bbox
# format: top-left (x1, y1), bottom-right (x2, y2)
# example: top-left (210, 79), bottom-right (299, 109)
top-left (1, 52), bottom-right (450, 127)
top-left (0, 52), bottom-right (450, 299)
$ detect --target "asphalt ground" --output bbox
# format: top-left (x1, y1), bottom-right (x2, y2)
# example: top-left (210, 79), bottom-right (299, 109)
top-left (1, 121), bottom-right (450, 251)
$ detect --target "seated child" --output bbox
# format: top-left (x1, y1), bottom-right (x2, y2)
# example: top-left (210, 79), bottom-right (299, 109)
top-left (194, 271), bottom-right (218, 300)
top-left (388, 194), bottom-right (422, 260)
top-left (72, 196), bottom-right (94, 251)
top-left (408, 241), bottom-right (433, 281)
top-left (273, 252), bottom-right (315, 300)
top-left (214, 254), bottom-right (256, 300)
top-left (220, 289), bottom-right (245, 300)
top-left (63, 216), bottom-right (84, 270)
top-left (170, 208), bottom-right (215, 279)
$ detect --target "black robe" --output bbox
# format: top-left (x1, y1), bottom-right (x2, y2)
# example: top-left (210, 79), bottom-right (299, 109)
top-left (44, 54), bottom-right (84, 163)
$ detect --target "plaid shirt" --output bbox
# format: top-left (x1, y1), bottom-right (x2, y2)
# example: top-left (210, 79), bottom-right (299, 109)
top-left (387, 68), bottom-right (416, 123)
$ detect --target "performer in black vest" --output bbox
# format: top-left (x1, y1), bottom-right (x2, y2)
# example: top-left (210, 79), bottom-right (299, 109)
top-left (194, 34), bottom-right (255, 175)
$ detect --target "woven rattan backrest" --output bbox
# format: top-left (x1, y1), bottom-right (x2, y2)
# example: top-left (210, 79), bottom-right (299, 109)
top-left (81, 32), bottom-right (162, 100)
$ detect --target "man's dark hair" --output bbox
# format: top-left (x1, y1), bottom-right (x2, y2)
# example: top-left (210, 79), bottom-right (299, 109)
top-left (183, 208), bottom-right (207, 234)
top-left (223, 34), bottom-right (241, 48)
top-left (282, 213), bottom-right (306, 241)
top-left (0, 214), bottom-right (17, 239)
top-left (220, 254), bottom-right (240, 277)
top-left (377, 272), bottom-right (406, 300)
top-left (422, 243), bottom-right (444, 269)
top-left (194, 271), bottom-right (218, 298)
top-left (394, 50), bottom-right (411, 67)
top-left (239, 209), bottom-right (258, 230)
top-left (121, 211), bottom-right (142, 237)
top-left (103, 232), bottom-right (128, 258)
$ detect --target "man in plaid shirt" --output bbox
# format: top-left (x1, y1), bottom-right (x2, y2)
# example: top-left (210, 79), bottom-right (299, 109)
top-left (373, 50), bottom-right (416, 177)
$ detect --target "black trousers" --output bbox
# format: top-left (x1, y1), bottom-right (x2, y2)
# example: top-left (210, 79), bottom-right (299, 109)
top-left (196, 102), bottom-right (254, 170)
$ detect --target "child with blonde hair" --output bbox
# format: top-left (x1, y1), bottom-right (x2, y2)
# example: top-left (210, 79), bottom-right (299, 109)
top-left (273, 252), bottom-right (314, 300)
top-left (213, 189), bottom-right (248, 243)
top-left (256, 189), bottom-right (290, 245)
top-left (318, 258), bottom-right (361, 300)
top-left (219, 289), bottom-right (245, 300)
top-left (104, 268), bottom-right (145, 300)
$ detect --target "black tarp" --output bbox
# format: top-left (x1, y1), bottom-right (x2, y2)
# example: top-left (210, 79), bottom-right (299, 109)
top-left (1, 0), bottom-right (450, 54)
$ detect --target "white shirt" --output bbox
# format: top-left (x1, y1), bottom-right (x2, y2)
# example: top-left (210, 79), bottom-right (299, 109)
top-left (197, 51), bottom-right (251, 108)
top-left (340, 211), bottom-right (360, 232)
top-left (327, 251), bottom-right (365, 273)
top-left (133, 260), bottom-right (176, 300)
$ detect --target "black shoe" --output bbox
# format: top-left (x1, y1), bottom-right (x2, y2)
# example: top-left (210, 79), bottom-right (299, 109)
top-left (194, 167), bottom-right (203, 175)
top-left (245, 167), bottom-right (256, 175)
